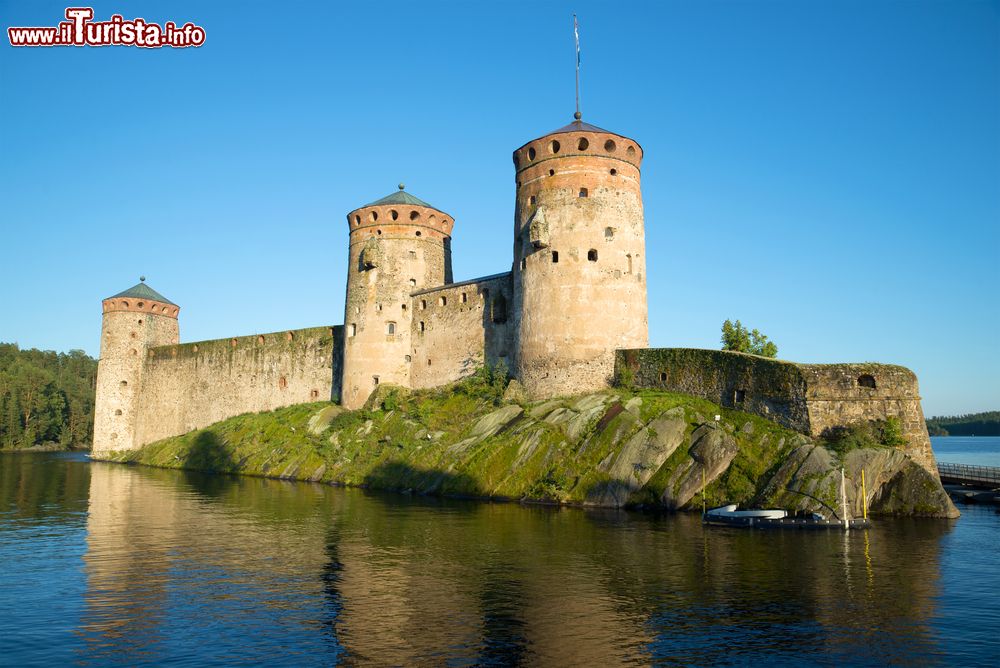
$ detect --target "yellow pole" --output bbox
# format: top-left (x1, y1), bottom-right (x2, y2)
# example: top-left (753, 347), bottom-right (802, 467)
top-left (861, 469), bottom-right (868, 520)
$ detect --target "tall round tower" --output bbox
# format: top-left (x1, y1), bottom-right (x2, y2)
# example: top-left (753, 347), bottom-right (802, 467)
top-left (92, 278), bottom-right (180, 454)
top-left (511, 115), bottom-right (648, 398)
top-left (341, 185), bottom-right (455, 409)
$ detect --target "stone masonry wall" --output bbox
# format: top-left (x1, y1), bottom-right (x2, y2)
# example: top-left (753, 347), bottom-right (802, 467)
top-left (799, 364), bottom-right (935, 474)
top-left (131, 326), bottom-right (341, 449)
top-left (616, 348), bottom-right (939, 475)
top-left (617, 348), bottom-right (812, 432)
top-left (409, 273), bottom-right (514, 389)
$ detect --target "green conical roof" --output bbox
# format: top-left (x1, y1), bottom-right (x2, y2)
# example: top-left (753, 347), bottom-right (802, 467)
top-left (107, 280), bottom-right (175, 305)
top-left (363, 185), bottom-right (441, 212)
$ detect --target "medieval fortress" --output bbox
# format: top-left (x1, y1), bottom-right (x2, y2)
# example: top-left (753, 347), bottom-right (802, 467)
top-left (92, 114), bottom-right (938, 474)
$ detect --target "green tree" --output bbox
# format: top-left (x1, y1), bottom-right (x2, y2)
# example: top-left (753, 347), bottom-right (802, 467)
top-left (721, 319), bottom-right (778, 358)
top-left (0, 343), bottom-right (97, 450)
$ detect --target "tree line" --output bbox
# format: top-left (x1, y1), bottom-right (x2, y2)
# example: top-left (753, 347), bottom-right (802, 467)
top-left (926, 411), bottom-right (1000, 437)
top-left (0, 343), bottom-right (98, 450)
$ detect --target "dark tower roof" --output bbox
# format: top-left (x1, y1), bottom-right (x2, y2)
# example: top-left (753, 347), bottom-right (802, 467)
top-left (546, 119), bottom-right (614, 135)
top-left (107, 279), bottom-right (176, 305)
top-left (363, 184), bottom-right (442, 212)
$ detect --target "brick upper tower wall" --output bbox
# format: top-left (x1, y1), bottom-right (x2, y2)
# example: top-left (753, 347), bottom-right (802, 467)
top-left (512, 124), bottom-right (649, 398)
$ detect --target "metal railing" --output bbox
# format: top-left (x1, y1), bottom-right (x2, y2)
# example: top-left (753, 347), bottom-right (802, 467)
top-left (937, 462), bottom-right (1000, 487)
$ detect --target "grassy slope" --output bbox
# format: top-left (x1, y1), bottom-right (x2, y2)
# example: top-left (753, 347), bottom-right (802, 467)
top-left (107, 379), bottom-right (811, 509)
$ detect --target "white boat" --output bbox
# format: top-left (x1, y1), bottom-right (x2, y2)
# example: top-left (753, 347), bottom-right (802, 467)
top-left (705, 504), bottom-right (787, 521)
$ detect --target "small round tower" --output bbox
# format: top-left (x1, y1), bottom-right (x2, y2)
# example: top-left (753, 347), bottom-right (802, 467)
top-left (511, 115), bottom-right (649, 397)
top-left (341, 185), bottom-right (455, 409)
top-left (92, 278), bottom-right (180, 454)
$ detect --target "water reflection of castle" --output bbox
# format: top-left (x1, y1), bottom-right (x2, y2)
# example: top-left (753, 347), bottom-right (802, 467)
top-left (82, 464), bottom-right (948, 664)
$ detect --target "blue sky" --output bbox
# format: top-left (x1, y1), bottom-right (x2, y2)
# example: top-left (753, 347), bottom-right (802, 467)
top-left (1, 0), bottom-right (997, 416)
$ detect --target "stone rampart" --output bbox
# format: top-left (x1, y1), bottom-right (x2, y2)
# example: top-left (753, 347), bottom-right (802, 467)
top-left (615, 348), bottom-right (937, 474)
top-left (409, 273), bottom-right (514, 389)
top-left (129, 326), bottom-right (341, 449)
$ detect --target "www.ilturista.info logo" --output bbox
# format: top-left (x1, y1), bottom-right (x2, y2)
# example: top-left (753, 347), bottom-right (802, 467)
top-left (8, 7), bottom-right (205, 48)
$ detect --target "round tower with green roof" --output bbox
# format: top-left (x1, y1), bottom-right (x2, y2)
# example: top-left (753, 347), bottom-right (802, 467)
top-left (92, 278), bottom-right (180, 454)
top-left (341, 185), bottom-right (455, 409)
top-left (511, 115), bottom-right (649, 397)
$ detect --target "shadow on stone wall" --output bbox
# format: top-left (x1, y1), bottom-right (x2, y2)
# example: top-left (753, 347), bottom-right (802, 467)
top-left (363, 461), bottom-right (482, 498)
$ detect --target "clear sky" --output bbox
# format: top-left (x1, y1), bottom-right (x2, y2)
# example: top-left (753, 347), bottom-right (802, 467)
top-left (1, 0), bottom-right (997, 416)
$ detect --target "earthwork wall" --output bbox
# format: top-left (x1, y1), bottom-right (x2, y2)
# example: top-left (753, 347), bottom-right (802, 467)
top-left (615, 348), bottom-right (937, 474)
top-left (132, 326), bottom-right (341, 448)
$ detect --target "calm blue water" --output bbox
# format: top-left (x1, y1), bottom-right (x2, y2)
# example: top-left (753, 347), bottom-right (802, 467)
top-left (1, 450), bottom-right (999, 666)
top-left (931, 435), bottom-right (1000, 467)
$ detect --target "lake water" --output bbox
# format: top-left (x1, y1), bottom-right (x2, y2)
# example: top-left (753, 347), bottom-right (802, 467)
top-left (1, 447), bottom-right (999, 666)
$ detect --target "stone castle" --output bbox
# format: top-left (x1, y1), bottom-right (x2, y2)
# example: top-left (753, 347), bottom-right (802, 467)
top-left (91, 114), bottom-right (939, 476)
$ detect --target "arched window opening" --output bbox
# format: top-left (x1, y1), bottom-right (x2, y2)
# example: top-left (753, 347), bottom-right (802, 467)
top-left (419, 321), bottom-right (425, 332)
top-left (549, 169), bottom-right (555, 176)
top-left (420, 299), bottom-right (427, 310)
top-left (311, 389), bottom-right (320, 399)
top-left (627, 254), bottom-right (633, 274)
top-left (439, 296), bottom-right (447, 306)
top-left (604, 139), bottom-right (617, 152)
top-left (626, 145), bottom-right (636, 157)
top-left (579, 188), bottom-right (588, 198)
top-left (588, 249), bottom-right (598, 262)
top-left (405, 355), bottom-right (412, 362)
top-left (386, 322), bottom-right (396, 335)
top-left (550, 140), bottom-right (560, 153)
top-left (605, 227), bottom-right (614, 240)
top-left (659, 372), bottom-right (667, 383)
top-left (230, 338), bottom-right (237, 348)
top-left (390, 209), bottom-right (399, 220)
top-left (577, 137), bottom-right (589, 151)
top-left (349, 323), bottom-right (356, 337)
top-left (278, 376), bottom-right (288, 389)
top-left (115, 409), bottom-right (122, 416)
top-left (528, 147), bottom-right (536, 161)
top-left (257, 335), bottom-right (265, 345)
top-left (372, 376), bottom-right (379, 387)
top-left (409, 278), bottom-right (416, 287)
top-left (858, 375), bottom-right (877, 389)
top-left (370, 211), bottom-right (378, 222)
top-left (733, 389), bottom-right (746, 404)
top-left (529, 195), bottom-right (536, 206)
top-left (410, 210), bottom-right (420, 221)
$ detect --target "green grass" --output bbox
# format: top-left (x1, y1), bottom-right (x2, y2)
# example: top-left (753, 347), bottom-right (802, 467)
top-left (102, 378), bottom-right (868, 510)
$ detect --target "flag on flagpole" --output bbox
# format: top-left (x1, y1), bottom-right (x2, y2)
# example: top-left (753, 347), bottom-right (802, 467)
top-left (574, 15), bottom-right (580, 66)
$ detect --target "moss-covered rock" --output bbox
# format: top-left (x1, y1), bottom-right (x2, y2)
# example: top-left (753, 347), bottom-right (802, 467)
top-left (102, 379), bottom-right (958, 518)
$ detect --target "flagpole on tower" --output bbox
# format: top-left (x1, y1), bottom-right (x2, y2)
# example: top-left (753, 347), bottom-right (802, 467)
top-left (574, 14), bottom-right (581, 120)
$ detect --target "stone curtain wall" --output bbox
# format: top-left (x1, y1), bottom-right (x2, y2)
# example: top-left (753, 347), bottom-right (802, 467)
top-left (617, 348), bottom-right (812, 432)
top-left (616, 348), bottom-right (938, 475)
top-left (409, 273), bottom-right (514, 389)
top-left (132, 326), bottom-right (341, 448)
top-left (799, 364), bottom-right (936, 473)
